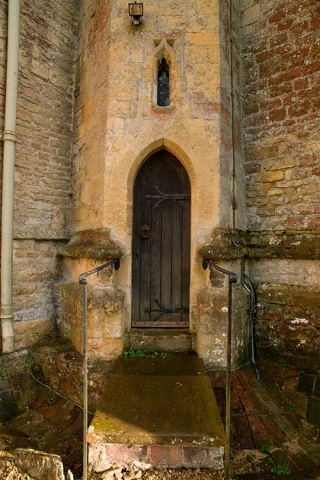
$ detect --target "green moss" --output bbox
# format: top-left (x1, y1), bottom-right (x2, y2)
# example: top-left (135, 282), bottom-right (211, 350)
top-left (59, 228), bottom-right (124, 260)
top-left (241, 229), bottom-right (320, 260)
top-left (199, 228), bottom-right (247, 261)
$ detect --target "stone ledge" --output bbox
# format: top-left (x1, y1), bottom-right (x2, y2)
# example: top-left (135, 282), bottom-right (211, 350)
top-left (242, 230), bottom-right (320, 260)
top-left (199, 229), bottom-right (247, 261)
top-left (58, 229), bottom-right (124, 260)
top-left (199, 229), bottom-right (320, 261)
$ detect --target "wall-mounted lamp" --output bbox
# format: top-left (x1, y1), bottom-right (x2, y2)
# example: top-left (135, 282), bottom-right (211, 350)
top-left (128, 2), bottom-right (143, 26)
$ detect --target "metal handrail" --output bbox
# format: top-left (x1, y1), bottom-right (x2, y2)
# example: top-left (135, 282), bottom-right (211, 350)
top-left (79, 258), bottom-right (120, 480)
top-left (202, 259), bottom-right (237, 480)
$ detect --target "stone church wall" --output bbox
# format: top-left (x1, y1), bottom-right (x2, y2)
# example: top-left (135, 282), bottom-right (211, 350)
top-left (58, 0), bottom-right (251, 366)
top-left (0, 0), bottom-right (78, 349)
top-left (241, 0), bottom-right (320, 371)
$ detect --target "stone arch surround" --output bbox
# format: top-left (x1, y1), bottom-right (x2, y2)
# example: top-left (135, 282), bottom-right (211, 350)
top-left (115, 138), bottom-right (203, 342)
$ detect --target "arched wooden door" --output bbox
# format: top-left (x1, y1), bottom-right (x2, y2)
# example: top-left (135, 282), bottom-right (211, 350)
top-left (132, 150), bottom-right (191, 328)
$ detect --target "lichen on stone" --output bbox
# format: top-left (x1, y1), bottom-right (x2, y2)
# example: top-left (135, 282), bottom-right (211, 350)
top-left (198, 229), bottom-right (247, 261)
top-left (58, 229), bottom-right (124, 260)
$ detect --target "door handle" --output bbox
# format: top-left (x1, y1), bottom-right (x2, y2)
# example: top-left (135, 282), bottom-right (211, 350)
top-left (141, 224), bottom-right (151, 239)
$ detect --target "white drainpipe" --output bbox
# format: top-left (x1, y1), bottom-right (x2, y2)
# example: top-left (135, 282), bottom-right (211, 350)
top-left (1, 0), bottom-right (21, 353)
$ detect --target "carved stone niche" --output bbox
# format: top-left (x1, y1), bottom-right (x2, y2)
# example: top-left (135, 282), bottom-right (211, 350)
top-left (56, 229), bottom-right (125, 360)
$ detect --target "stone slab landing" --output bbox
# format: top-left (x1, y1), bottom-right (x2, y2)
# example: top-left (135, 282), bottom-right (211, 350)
top-left (88, 353), bottom-right (225, 472)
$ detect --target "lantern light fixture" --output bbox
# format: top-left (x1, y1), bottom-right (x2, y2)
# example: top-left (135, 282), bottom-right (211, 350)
top-left (128, 2), bottom-right (143, 26)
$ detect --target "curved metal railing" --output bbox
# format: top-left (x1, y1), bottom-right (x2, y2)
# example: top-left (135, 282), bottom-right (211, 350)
top-left (202, 259), bottom-right (237, 480)
top-left (79, 258), bottom-right (121, 480)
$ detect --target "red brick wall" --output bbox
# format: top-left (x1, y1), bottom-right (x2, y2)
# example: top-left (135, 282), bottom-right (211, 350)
top-left (242, 0), bottom-right (320, 230)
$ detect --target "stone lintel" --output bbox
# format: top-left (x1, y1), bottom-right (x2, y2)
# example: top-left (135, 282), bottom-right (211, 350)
top-left (58, 229), bottom-right (124, 260)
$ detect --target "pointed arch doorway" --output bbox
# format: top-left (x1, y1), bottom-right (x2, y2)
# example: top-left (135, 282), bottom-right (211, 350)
top-left (132, 150), bottom-right (191, 328)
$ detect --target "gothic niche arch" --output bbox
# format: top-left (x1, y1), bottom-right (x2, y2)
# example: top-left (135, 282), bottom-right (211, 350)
top-left (131, 149), bottom-right (191, 328)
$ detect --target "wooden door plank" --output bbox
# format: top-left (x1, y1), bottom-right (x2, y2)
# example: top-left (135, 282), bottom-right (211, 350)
top-left (150, 160), bottom-right (163, 323)
top-left (160, 158), bottom-right (172, 323)
top-left (171, 166), bottom-right (183, 324)
top-left (181, 199), bottom-right (190, 324)
top-left (131, 178), bottom-right (141, 323)
top-left (139, 164), bottom-right (152, 324)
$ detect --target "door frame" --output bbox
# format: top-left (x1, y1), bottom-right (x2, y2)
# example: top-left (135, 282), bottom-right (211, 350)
top-left (131, 149), bottom-right (191, 329)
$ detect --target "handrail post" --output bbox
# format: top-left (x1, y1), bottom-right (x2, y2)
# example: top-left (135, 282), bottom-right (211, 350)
top-left (79, 258), bottom-right (120, 480)
top-left (79, 274), bottom-right (88, 480)
top-left (202, 259), bottom-right (237, 480)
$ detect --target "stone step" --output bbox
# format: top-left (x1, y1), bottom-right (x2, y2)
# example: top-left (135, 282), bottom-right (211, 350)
top-left (88, 354), bottom-right (225, 472)
top-left (129, 328), bottom-right (194, 352)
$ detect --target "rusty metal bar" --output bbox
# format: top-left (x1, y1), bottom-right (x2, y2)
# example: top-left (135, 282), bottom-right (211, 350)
top-left (79, 258), bottom-right (120, 480)
top-left (202, 259), bottom-right (237, 480)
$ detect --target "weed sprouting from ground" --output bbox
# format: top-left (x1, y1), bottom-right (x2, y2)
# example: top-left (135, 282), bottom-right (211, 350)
top-left (259, 444), bottom-right (273, 454)
top-left (273, 461), bottom-right (291, 476)
top-left (122, 348), bottom-right (168, 359)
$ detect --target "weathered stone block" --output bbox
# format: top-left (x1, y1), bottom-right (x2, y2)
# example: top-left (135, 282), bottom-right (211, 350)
top-left (254, 283), bottom-right (320, 372)
top-left (14, 319), bottom-right (53, 350)
top-left (242, 4), bottom-right (260, 26)
top-left (56, 282), bottom-right (124, 360)
top-left (196, 283), bottom-right (249, 369)
top-left (15, 449), bottom-right (65, 480)
top-left (129, 329), bottom-right (192, 352)
top-left (255, 171), bottom-right (284, 183)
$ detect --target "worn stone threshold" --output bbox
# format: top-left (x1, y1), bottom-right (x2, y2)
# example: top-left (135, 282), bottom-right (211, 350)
top-left (129, 328), bottom-right (194, 352)
top-left (88, 354), bottom-right (225, 471)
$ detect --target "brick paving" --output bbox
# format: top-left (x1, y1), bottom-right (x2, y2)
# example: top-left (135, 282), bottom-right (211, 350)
top-left (210, 364), bottom-right (320, 479)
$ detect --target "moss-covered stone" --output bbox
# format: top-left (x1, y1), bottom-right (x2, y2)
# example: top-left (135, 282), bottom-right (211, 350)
top-left (58, 229), bottom-right (124, 260)
top-left (201, 229), bottom-right (320, 261)
top-left (56, 282), bottom-right (125, 360)
top-left (255, 284), bottom-right (320, 373)
top-left (242, 230), bottom-right (320, 260)
top-left (198, 229), bottom-right (247, 261)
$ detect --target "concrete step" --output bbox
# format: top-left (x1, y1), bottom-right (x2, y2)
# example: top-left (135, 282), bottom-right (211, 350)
top-left (88, 353), bottom-right (225, 472)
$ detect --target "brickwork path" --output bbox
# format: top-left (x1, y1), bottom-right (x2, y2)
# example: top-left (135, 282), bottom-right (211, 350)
top-left (210, 364), bottom-right (320, 478)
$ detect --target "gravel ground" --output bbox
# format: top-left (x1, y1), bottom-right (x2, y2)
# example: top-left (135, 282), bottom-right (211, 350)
top-left (0, 451), bottom-right (33, 480)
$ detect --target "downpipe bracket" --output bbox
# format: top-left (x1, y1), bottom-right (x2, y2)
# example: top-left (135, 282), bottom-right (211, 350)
top-left (2, 130), bottom-right (17, 142)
